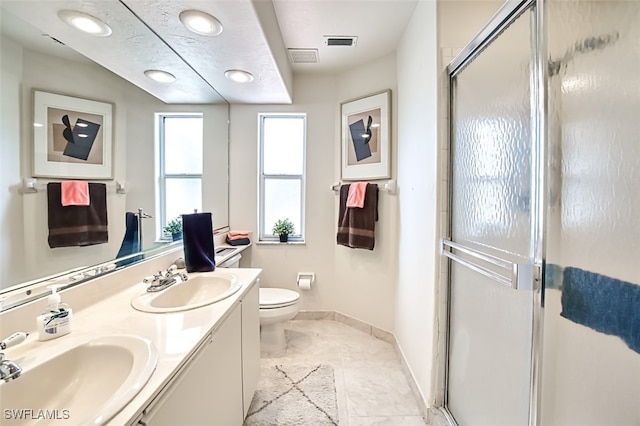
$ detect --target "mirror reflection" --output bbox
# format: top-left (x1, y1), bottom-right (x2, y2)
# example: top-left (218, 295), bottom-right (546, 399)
top-left (0, 9), bottom-right (229, 305)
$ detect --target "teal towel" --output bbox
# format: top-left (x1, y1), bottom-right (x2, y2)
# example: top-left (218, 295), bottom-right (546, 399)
top-left (561, 267), bottom-right (640, 353)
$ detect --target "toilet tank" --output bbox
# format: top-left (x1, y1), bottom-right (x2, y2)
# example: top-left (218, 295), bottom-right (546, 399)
top-left (218, 253), bottom-right (241, 268)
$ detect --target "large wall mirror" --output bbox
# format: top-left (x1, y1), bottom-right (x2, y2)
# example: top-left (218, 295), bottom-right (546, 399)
top-left (0, 4), bottom-right (229, 310)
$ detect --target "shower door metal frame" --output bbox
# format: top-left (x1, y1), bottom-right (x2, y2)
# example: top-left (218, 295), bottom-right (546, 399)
top-left (439, 0), bottom-right (548, 424)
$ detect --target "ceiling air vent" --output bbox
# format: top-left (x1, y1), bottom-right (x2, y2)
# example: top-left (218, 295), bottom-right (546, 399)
top-left (323, 36), bottom-right (358, 47)
top-left (287, 48), bottom-right (319, 64)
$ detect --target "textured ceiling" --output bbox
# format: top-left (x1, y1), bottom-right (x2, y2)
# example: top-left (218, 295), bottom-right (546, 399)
top-left (0, 0), bottom-right (292, 104)
top-left (1, 1), bottom-right (226, 104)
top-left (0, 0), bottom-right (418, 104)
top-left (121, 0), bottom-right (292, 104)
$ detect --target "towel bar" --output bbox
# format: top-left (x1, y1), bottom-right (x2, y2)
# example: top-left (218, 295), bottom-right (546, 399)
top-left (331, 179), bottom-right (396, 195)
top-left (441, 239), bottom-right (536, 290)
top-left (22, 178), bottom-right (126, 194)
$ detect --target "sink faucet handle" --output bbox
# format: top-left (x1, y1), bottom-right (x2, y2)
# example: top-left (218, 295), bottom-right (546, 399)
top-left (0, 332), bottom-right (29, 350)
top-left (167, 264), bottom-right (177, 273)
top-left (143, 275), bottom-right (158, 284)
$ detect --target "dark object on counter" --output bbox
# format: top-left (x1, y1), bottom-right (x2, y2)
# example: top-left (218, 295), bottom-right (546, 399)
top-left (182, 212), bottom-right (216, 272)
top-left (226, 236), bottom-right (251, 246)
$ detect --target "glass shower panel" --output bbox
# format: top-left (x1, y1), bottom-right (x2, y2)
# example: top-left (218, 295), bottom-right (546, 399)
top-left (542, 1), bottom-right (640, 424)
top-left (448, 9), bottom-right (534, 425)
top-left (451, 18), bottom-right (533, 261)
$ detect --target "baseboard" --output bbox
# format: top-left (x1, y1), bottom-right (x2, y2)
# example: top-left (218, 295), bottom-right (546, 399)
top-left (393, 336), bottom-right (431, 424)
top-left (293, 310), bottom-right (430, 422)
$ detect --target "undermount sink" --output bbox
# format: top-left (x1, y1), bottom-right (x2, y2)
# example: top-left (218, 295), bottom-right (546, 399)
top-left (0, 334), bottom-right (157, 426)
top-left (131, 272), bottom-right (242, 313)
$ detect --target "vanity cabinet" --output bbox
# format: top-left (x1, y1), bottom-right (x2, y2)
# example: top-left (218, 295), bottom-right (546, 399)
top-left (140, 304), bottom-right (243, 425)
top-left (136, 279), bottom-right (261, 426)
top-left (241, 280), bottom-right (260, 416)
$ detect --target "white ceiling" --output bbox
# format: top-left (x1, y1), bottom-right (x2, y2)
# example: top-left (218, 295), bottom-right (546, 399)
top-left (0, 0), bottom-right (418, 104)
top-left (273, 0), bottom-right (418, 75)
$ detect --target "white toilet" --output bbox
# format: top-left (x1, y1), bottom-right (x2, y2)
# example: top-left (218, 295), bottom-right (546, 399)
top-left (259, 287), bottom-right (300, 352)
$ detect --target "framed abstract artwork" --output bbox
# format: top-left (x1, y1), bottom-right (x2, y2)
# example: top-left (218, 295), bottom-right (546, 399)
top-left (33, 90), bottom-right (113, 179)
top-left (340, 89), bottom-right (391, 180)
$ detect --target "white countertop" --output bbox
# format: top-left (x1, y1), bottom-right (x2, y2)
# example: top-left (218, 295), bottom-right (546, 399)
top-left (3, 266), bottom-right (262, 426)
top-left (214, 242), bottom-right (251, 266)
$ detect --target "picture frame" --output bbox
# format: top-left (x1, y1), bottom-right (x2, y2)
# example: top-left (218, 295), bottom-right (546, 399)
top-left (341, 89), bottom-right (391, 181)
top-left (33, 90), bottom-right (113, 179)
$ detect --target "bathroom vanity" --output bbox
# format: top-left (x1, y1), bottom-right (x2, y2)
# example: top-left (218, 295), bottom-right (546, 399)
top-left (137, 281), bottom-right (260, 425)
top-left (0, 248), bottom-right (261, 426)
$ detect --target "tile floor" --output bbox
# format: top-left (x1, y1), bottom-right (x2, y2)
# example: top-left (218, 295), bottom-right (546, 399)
top-left (260, 319), bottom-right (428, 426)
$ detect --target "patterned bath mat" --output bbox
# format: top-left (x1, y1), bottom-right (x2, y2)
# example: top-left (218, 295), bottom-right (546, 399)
top-left (244, 364), bottom-right (339, 426)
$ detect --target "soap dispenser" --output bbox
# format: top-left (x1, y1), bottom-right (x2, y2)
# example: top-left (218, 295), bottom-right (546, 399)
top-left (36, 286), bottom-right (72, 341)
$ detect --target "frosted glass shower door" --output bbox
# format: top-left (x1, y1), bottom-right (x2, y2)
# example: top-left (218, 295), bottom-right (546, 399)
top-left (540, 1), bottom-right (640, 424)
top-left (445, 7), bottom-right (536, 425)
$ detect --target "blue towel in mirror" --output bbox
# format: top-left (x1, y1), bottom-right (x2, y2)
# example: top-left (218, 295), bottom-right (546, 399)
top-left (182, 212), bottom-right (216, 272)
top-left (115, 212), bottom-right (142, 266)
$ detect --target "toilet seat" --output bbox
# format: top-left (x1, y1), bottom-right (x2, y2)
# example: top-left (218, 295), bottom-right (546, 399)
top-left (260, 288), bottom-right (300, 309)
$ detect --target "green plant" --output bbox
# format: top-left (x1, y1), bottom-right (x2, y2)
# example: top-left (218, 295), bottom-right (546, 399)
top-left (272, 218), bottom-right (294, 236)
top-left (163, 217), bottom-right (182, 234)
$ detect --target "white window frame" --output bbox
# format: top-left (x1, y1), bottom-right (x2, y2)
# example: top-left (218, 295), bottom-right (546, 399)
top-left (258, 113), bottom-right (306, 242)
top-left (156, 112), bottom-right (203, 240)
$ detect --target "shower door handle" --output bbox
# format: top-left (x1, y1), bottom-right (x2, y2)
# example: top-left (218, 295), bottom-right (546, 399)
top-left (441, 239), bottom-right (537, 290)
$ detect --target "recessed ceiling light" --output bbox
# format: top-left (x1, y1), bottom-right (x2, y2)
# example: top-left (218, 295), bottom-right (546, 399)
top-left (144, 69), bottom-right (177, 83)
top-left (224, 69), bottom-right (254, 83)
top-left (58, 10), bottom-right (112, 37)
top-left (179, 10), bottom-right (223, 36)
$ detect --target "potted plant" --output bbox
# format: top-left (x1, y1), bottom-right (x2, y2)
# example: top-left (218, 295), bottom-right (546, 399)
top-left (272, 218), bottom-right (294, 243)
top-left (163, 217), bottom-right (183, 241)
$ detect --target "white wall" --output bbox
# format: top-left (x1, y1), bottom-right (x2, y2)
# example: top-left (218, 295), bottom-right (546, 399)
top-left (230, 54), bottom-right (399, 333)
top-left (18, 49), bottom-right (130, 284)
top-left (333, 54), bottom-right (399, 332)
top-left (123, 92), bottom-right (229, 240)
top-left (438, 0), bottom-right (502, 48)
top-left (394, 0), bottom-right (440, 409)
top-left (0, 37), bottom-right (25, 288)
top-left (229, 74), bottom-right (338, 314)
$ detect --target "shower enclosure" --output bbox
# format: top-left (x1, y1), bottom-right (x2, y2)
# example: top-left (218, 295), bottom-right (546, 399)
top-left (441, 0), bottom-right (639, 424)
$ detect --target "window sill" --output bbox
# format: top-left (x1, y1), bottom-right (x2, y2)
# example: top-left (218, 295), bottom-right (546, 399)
top-left (256, 240), bottom-right (306, 246)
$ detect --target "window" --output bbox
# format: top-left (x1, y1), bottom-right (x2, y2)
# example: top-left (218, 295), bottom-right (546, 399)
top-left (259, 114), bottom-right (306, 242)
top-left (157, 113), bottom-right (203, 239)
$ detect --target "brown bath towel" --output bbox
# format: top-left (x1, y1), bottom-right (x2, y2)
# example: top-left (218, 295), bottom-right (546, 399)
top-left (47, 182), bottom-right (108, 248)
top-left (337, 183), bottom-right (378, 250)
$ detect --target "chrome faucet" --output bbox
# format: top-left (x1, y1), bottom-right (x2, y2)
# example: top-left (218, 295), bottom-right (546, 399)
top-left (0, 332), bottom-right (28, 383)
top-left (144, 265), bottom-right (188, 292)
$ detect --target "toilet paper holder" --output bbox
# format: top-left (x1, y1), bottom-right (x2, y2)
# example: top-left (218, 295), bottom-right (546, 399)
top-left (297, 272), bottom-right (315, 288)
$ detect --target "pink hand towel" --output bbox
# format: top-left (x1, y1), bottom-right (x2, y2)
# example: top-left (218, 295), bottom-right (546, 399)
top-left (227, 230), bottom-right (250, 241)
top-left (346, 182), bottom-right (368, 208)
top-left (61, 181), bottom-right (90, 206)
